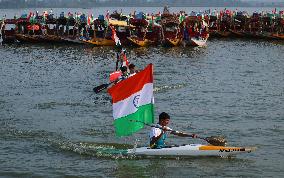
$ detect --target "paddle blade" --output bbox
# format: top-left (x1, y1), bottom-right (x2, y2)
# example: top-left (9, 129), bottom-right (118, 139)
top-left (93, 83), bottom-right (109, 93)
top-left (204, 136), bottom-right (227, 146)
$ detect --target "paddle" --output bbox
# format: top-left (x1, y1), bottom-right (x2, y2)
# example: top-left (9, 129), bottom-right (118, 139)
top-left (93, 82), bottom-right (114, 94)
top-left (170, 130), bottom-right (227, 147)
top-left (94, 70), bottom-right (123, 94)
top-left (129, 120), bottom-right (227, 146)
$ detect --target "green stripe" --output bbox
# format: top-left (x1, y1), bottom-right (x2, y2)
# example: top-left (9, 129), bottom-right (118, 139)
top-left (114, 104), bottom-right (154, 137)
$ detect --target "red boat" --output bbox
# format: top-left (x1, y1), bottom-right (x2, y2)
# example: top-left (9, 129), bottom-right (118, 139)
top-left (181, 16), bottom-right (209, 47)
top-left (160, 8), bottom-right (182, 46)
top-left (127, 17), bottom-right (157, 47)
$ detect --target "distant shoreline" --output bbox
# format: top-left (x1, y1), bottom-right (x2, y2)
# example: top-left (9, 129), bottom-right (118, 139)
top-left (0, 5), bottom-right (283, 10)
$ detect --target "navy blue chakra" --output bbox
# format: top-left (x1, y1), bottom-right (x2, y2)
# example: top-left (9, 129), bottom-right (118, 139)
top-left (133, 95), bottom-right (140, 108)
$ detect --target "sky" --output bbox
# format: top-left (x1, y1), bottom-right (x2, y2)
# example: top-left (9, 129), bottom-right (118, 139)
top-left (241, 0), bottom-right (284, 1)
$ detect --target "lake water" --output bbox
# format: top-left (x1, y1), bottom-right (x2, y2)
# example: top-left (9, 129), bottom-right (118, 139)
top-left (1, 7), bottom-right (284, 178)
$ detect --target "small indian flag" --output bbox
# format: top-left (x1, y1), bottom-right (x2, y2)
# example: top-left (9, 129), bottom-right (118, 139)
top-left (108, 64), bottom-right (154, 136)
top-left (110, 26), bottom-right (122, 47)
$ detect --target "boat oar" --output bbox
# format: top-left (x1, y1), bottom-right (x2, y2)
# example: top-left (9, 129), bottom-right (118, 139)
top-left (94, 70), bottom-right (123, 93)
top-left (129, 120), bottom-right (227, 146)
top-left (93, 82), bottom-right (114, 94)
top-left (201, 136), bottom-right (227, 147)
top-left (171, 130), bottom-right (227, 146)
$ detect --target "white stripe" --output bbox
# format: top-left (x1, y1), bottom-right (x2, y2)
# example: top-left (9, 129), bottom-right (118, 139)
top-left (113, 83), bottom-right (153, 120)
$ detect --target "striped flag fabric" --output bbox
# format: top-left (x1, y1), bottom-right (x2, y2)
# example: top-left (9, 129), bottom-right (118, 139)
top-left (108, 64), bottom-right (154, 136)
top-left (121, 50), bottom-right (129, 67)
top-left (110, 26), bottom-right (122, 47)
top-left (110, 25), bottom-right (129, 67)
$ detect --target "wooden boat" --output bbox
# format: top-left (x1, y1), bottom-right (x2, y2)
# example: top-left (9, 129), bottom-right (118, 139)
top-left (209, 30), bottom-right (219, 38)
top-left (108, 12), bottom-right (133, 45)
top-left (83, 16), bottom-right (116, 46)
top-left (127, 16), bottom-right (155, 47)
top-left (181, 15), bottom-right (210, 47)
top-left (40, 34), bottom-right (63, 43)
top-left (143, 16), bottom-right (162, 45)
top-left (258, 32), bottom-right (275, 40)
top-left (109, 19), bottom-right (134, 27)
top-left (208, 15), bottom-right (218, 38)
top-left (83, 38), bottom-right (115, 46)
top-left (160, 12), bottom-right (182, 46)
top-left (215, 31), bottom-right (231, 37)
top-left (271, 33), bottom-right (284, 40)
top-left (112, 25), bottom-right (131, 45)
top-left (189, 34), bottom-right (209, 47)
top-left (1, 19), bottom-right (17, 43)
top-left (35, 16), bottom-right (67, 43)
top-left (208, 11), bottom-right (233, 39)
top-left (242, 13), bottom-right (261, 39)
top-left (61, 36), bottom-right (86, 44)
top-left (231, 13), bottom-right (247, 38)
top-left (182, 34), bottom-right (209, 47)
top-left (241, 31), bottom-right (274, 40)
top-left (229, 30), bottom-right (245, 37)
top-left (15, 19), bottom-right (44, 43)
top-left (241, 31), bottom-right (258, 38)
top-left (15, 33), bottom-right (43, 43)
top-left (145, 23), bottom-right (161, 45)
top-left (127, 36), bottom-right (153, 47)
top-left (165, 37), bottom-right (182, 46)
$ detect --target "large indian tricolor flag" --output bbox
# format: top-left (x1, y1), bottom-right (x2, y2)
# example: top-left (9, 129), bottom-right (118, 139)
top-left (108, 64), bottom-right (154, 136)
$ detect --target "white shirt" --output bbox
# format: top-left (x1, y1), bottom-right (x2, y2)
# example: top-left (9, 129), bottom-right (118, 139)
top-left (149, 124), bottom-right (162, 138)
top-left (129, 72), bottom-right (136, 77)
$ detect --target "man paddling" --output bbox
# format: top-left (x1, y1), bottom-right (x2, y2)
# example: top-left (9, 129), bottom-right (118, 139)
top-left (117, 66), bottom-right (129, 81)
top-left (150, 112), bottom-right (197, 149)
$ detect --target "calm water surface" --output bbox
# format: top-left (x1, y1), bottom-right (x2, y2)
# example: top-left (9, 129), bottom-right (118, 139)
top-left (0, 7), bottom-right (284, 178)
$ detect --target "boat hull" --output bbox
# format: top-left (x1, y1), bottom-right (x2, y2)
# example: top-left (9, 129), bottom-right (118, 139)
top-left (127, 144), bottom-right (255, 157)
top-left (61, 37), bottom-right (86, 44)
top-left (190, 38), bottom-right (207, 47)
top-left (1, 36), bottom-right (16, 43)
top-left (15, 34), bottom-right (43, 43)
top-left (230, 30), bottom-right (245, 37)
top-left (39, 35), bottom-right (63, 43)
top-left (163, 37), bottom-right (182, 46)
top-left (271, 34), bottom-right (284, 40)
top-left (83, 38), bottom-right (115, 46)
top-left (214, 31), bottom-right (231, 38)
top-left (127, 36), bottom-right (153, 47)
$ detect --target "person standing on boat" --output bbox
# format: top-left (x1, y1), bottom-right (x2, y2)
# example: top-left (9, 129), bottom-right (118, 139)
top-left (149, 112), bottom-right (197, 149)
